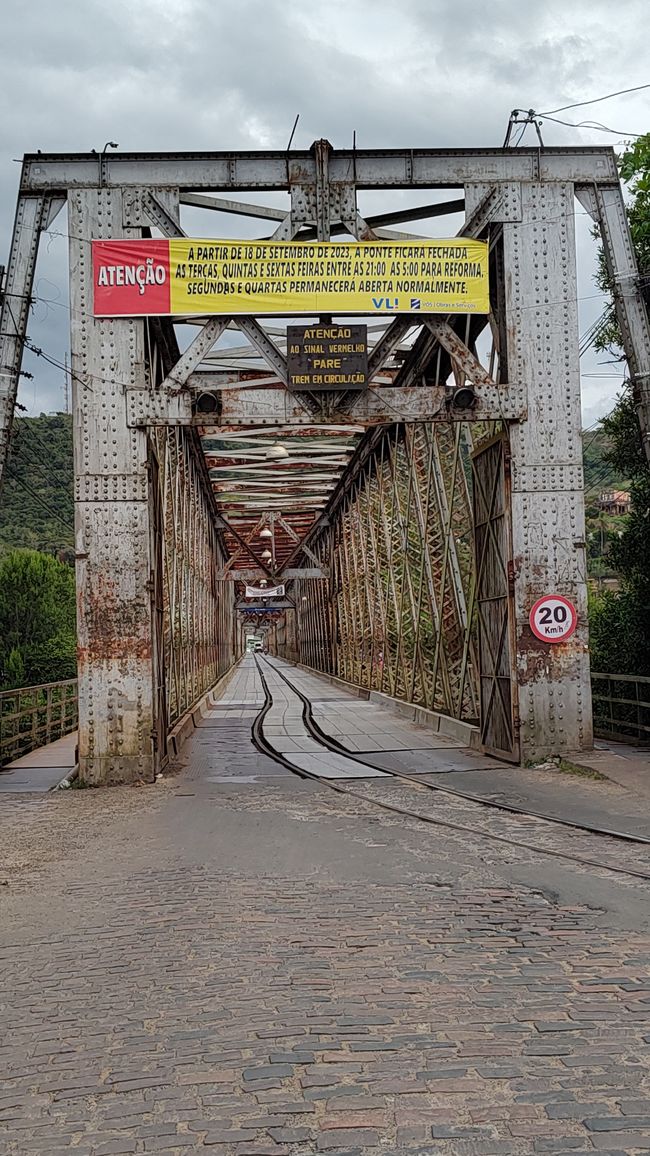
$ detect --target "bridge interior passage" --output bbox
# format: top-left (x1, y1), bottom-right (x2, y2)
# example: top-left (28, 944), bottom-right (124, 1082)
top-left (1, 143), bottom-right (649, 784)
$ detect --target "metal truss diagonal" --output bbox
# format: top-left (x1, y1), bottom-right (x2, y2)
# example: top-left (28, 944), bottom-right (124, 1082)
top-left (424, 319), bottom-right (496, 386)
top-left (179, 192), bottom-right (287, 222)
top-left (301, 423), bottom-right (479, 722)
top-left (0, 194), bottom-right (49, 487)
top-left (142, 192), bottom-right (186, 238)
top-left (150, 425), bottom-right (235, 725)
top-left (236, 318), bottom-right (288, 384)
top-left (162, 318), bottom-right (230, 391)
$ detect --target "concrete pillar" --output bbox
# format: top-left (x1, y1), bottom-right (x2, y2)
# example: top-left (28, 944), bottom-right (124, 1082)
top-left (503, 181), bottom-right (593, 760)
top-left (69, 189), bottom-right (156, 783)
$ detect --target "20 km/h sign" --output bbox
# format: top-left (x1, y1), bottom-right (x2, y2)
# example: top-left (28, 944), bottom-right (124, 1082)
top-left (529, 595), bottom-right (578, 643)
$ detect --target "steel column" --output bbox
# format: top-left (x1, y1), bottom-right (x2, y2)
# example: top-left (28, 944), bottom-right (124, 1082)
top-left (69, 187), bottom-right (156, 784)
top-left (503, 182), bottom-right (592, 760)
top-left (0, 195), bottom-right (48, 487)
top-left (594, 184), bottom-right (650, 464)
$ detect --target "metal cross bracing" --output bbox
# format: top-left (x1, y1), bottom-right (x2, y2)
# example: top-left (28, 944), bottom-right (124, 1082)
top-left (290, 422), bottom-right (480, 723)
top-left (149, 425), bottom-right (235, 731)
top-left (2, 143), bottom-right (650, 780)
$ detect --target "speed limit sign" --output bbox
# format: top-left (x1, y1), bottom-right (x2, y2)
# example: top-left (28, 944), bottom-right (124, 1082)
top-left (529, 595), bottom-right (578, 643)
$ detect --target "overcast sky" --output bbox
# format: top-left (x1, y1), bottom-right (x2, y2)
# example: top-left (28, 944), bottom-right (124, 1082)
top-left (2, 0), bottom-right (648, 426)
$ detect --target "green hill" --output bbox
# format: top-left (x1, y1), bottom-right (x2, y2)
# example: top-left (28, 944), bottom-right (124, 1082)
top-left (582, 427), bottom-right (628, 511)
top-left (0, 414), bottom-right (74, 559)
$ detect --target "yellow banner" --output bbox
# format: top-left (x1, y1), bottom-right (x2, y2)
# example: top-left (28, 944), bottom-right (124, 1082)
top-left (168, 239), bottom-right (489, 315)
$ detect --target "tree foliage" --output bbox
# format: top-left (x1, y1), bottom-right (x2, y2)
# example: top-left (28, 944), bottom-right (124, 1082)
top-left (589, 135), bottom-right (650, 673)
top-left (0, 413), bottom-right (73, 559)
top-left (0, 549), bottom-right (77, 689)
top-left (619, 135), bottom-right (650, 274)
top-left (589, 398), bottom-right (650, 674)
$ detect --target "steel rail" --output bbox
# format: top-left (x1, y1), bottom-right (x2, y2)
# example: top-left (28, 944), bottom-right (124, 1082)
top-left (250, 656), bottom-right (650, 883)
top-left (264, 656), bottom-right (650, 846)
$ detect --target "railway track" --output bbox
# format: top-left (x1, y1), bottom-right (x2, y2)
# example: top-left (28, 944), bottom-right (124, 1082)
top-left (252, 654), bottom-right (650, 883)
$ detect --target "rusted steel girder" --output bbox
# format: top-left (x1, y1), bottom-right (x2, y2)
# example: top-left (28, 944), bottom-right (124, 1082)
top-left (291, 422), bottom-right (479, 722)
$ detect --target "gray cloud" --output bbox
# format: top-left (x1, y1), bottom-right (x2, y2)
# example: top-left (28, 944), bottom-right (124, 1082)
top-left (1, 0), bottom-right (646, 418)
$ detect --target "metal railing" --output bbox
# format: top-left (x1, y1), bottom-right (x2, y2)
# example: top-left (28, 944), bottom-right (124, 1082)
top-left (0, 680), bottom-right (78, 768)
top-left (591, 672), bottom-right (650, 746)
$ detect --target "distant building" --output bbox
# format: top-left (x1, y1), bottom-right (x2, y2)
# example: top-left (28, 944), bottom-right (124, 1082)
top-left (598, 490), bottom-right (631, 516)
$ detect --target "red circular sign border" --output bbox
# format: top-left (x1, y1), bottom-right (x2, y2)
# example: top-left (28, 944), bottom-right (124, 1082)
top-left (529, 594), bottom-right (578, 643)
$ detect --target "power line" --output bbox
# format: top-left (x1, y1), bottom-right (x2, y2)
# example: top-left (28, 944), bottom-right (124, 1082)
top-left (7, 435), bottom-right (74, 508)
top-left (3, 285), bottom-right (626, 407)
top-left (12, 423), bottom-right (73, 489)
top-left (584, 456), bottom-right (632, 496)
top-left (537, 113), bottom-right (642, 138)
top-left (540, 83), bottom-right (650, 117)
top-left (579, 308), bottom-right (612, 357)
top-left (582, 426), bottom-right (608, 456)
top-left (4, 468), bottom-right (74, 535)
top-left (3, 296), bottom-right (94, 401)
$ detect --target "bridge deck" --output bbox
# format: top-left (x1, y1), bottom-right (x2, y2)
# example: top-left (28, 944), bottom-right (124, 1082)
top-left (188, 656), bottom-right (650, 839)
top-left (0, 732), bottom-right (77, 793)
top-left (200, 655), bottom-right (490, 783)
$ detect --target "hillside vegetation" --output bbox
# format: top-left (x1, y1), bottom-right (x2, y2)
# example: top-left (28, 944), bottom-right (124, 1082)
top-left (0, 413), bottom-right (74, 559)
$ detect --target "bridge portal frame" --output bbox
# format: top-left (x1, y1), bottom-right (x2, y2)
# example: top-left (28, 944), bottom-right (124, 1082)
top-left (1, 144), bottom-right (649, 777)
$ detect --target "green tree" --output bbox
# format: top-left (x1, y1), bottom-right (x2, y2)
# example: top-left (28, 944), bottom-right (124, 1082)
top-left (0, 549), bottom-right (77, 688)
top-left (589, 134), bottom-right (650, 672)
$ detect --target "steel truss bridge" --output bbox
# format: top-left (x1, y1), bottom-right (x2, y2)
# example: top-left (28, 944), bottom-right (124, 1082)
top-left (1, 143), bottom-right (649, 783)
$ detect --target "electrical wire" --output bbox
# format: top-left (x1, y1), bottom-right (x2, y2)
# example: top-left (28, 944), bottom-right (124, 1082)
top-left (509, 122), bottom-right (529, 148)
top-left (579, 307), bottom-right (614, 357)
top-left (11, 424), bottom-right (73, 491)
top-left (537, 113), bottom-right (642, 138)
top-left (3, 297), bottom-right (94, 400)
top-left (4, 467), bottom-right (74, 535)
top-left (7, 427), bottom-right (74, 500)
top-left (0, 286), bottom-right (623, 412)
top-left (540, 83), bottom-right (650, 116)
top-left (584, 460), bottom-right (630, 497)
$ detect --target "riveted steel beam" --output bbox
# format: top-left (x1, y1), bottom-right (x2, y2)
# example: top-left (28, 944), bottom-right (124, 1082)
top-left (216, 384), bottom-right (524, 426)
top-left (20, 146), bottom-right (619, 192)
top-left (142, 191), bottom-right (186, 238)
top-left (594, 184), bottom-right (650, 464)
top-left (236, 318), bottom-right (289, 384)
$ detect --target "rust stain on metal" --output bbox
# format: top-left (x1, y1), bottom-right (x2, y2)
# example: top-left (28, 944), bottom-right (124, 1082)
top-left (519, 626), bottom-right (581, 684)
top-left (79, 574), bottom-right (152, 662)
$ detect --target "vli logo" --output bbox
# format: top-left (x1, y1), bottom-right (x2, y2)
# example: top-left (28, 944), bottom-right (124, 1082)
top-left (371, 297), bottom-right (399, 310)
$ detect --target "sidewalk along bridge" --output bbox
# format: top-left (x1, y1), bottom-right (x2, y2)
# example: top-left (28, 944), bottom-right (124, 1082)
top-left (1, 142), bottom-right (649, 785)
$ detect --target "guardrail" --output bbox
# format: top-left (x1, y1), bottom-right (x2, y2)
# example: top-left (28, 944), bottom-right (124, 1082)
top-left (0, 680), bottom-right (78, 768)
top-left (591, 672), bottom-right (650, 746)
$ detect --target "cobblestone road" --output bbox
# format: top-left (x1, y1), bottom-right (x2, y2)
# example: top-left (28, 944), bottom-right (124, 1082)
top-left (2, 670), bottom-right (650, 1155)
